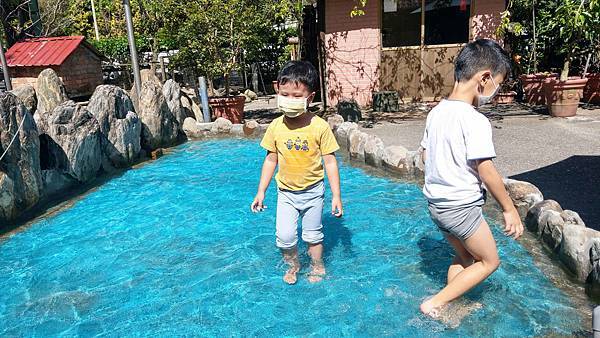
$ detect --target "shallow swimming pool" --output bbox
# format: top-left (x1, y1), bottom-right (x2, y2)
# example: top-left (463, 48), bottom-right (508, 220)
top-left (0, 139), bottom-right (586, 336)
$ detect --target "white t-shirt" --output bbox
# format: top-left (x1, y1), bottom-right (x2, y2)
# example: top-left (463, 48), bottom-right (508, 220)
top-left (420, 99), bottom-right (496, 207)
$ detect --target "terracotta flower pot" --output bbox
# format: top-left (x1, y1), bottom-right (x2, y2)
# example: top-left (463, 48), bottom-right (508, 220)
top-left (543, 77), bottom-right (588, 117)
top-left (208, 95), bottom-right (246, 124)
top-left (493, 91), bottom-right (517, 104)
top-left (583, 73), bottom-right (600, 104)
top-left (519, 73), bottom-right (558, 105)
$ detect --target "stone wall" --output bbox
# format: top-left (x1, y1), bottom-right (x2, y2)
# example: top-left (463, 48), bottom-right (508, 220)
top-left (0, 68), bottom-right (189, 227)
top-left (327, 115), bottom-right (600, 290)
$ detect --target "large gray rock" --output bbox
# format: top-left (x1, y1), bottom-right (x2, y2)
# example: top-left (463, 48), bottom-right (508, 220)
top-left (130, 70), bottom-right (164, 110)
top-left (327, 114), bottom-right (345, 131)
top-left (211, 117), bottom-right (233, 134)
top-left (36, 101), bottom-right (102, 183)
top-left (0, 92), bottom-right (42, 220)
top-left (504, 179), bottom-right (544, 218)
top-left (40, 169), bottom-right (77, 199)
top-left (382, 145), bottom-right (410, 173)
top-left (539, 209), bottom-right (565, 252)
top-left (525, 200), bottom-right (563, 235)
top-left (11, 85), bottom-right (37, 115)
top-left (407, 150), bottom-right (424, 176)
top-left (348, 129), bottom-right (367, 160)
top-left (561, 210), bottom-right (585, 227)
top-left (35, 68), bottom-right (68, 114)
top-left (163, 80), bottom-right (195, 126)
top-left (182, 117), bottom-right (207, 139)
top-left (180, 92), bottom-right (203, 122)
top-left (589, 238), bottom-right (600, 285)
top-left (137, 81), bottom-right (182, 151)
top-left (141, 69), bottom-right (162, 86)
top-left (363, 134), bottom-right (385, 167)
top-left (243, 120), bottom-right (260, 136)
top-left (87, 85), bottom-right (142, 169)
top-left (0, 173), bottom-right (16, 219)
top-left (559, 224), bottom-right (600, 282)
top-left (334, 122), bottom-right (358, 150)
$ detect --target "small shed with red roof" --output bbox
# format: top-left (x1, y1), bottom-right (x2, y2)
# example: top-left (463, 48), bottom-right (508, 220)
top-left (5, 36), bottom-right (104, 98)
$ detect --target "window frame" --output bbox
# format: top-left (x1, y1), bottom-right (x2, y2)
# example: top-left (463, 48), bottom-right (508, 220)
top-left (381, 0), bottom-right (474, 51)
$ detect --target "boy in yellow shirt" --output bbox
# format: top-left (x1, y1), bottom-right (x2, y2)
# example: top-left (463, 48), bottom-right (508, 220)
top-left (251, 61), bottom-right (343, 284)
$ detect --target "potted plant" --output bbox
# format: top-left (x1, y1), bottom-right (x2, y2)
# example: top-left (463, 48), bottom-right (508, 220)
top-left (492, 76), bottom-right (521, 104)
top-left (583, 73), bottom-right (600, 104)
top-left (542, 0), bottom-right (599, 117)
top-left (497, 0), bottom-right (561, 105)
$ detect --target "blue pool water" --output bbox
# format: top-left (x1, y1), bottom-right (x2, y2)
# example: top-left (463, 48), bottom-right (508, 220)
top-left (0, 139), bottom-right (584, 336)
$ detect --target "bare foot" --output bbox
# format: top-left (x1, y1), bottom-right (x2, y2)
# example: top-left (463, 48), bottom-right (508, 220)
top-left (307, 264), bottom-right (326, 283)
top-left (283, 268), bottom-right (298, 285)
top-left (420, 297), bottom-right (482, 328)
top-left (420, 297), bottom-right (446, 319)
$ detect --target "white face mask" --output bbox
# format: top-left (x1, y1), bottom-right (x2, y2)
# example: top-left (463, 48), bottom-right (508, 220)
top-left (476, 76), bottom-right (500, 107)
top-left (277, 95), bottom-right (308, 118)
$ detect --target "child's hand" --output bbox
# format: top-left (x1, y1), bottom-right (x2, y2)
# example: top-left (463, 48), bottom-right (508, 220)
top-left (503, 208), bottom-right (523, 239)
top-left (251, 192), bottom-right (267, 213)
top-left (331, 197), bottom-right (343, 218)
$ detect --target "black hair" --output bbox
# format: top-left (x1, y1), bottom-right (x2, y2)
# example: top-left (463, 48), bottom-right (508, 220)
top-left (454, 39), bottom-right (511, 83)
top-left (277, 61), bottom-right (319, 92)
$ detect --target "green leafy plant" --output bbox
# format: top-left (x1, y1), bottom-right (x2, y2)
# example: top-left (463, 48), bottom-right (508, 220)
top-left (166, 0), bottom-right (298, 96)
top-left (91, 36), bottom-right (150, 63)
top-left (543, 0), bottom-right (600, 80)
top-left (350, 0), bottom-right (367, 17)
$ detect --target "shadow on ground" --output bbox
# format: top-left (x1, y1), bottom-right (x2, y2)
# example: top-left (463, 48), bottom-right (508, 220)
top-left (510, 155), bottom-right (600, 230)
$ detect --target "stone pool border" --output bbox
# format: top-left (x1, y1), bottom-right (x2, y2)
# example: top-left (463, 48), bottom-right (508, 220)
top-left (183, 115), bottom-right (600, 291)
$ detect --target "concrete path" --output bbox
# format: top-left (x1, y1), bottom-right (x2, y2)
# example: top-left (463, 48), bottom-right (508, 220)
top-left (361, 107), bottom-right (600, 229)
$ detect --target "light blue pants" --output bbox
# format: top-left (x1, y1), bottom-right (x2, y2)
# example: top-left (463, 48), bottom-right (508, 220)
top-left (276, 180), bottom-right (325, 249)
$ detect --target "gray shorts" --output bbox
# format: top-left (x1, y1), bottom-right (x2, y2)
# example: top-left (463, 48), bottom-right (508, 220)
top-left (428, 199), bottom-right (485, 241)
top-left (276, 180), bottom-right (325, 249)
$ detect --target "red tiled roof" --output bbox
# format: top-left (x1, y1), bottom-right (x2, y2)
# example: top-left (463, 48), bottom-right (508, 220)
top-left (5, 36), bottom-right (101, 67)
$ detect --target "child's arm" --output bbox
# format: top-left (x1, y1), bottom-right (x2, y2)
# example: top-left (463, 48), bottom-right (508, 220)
top-left (251, 152), bottom-right (278, 212)
top-left (477, 159), bottom-right (523, 239)
top-left (323, 154), bottom-right (343, 217)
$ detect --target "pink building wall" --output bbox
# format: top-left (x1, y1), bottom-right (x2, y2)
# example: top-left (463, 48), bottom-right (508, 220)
top-left (324, 0), bottom-right (381, 108)
top-left (323, 0), bottom-right (505, 107)
top-left (471, 0), bottom-right (506, 40)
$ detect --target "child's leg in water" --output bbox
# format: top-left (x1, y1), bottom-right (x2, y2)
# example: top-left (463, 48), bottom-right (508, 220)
top-left (307, 243), bottom-right (325, 283)
top-left (281, 247), bottom-right (300, 284)
top-left (445, 234), bottom-right (475, 284)
top-left (421, 219), bottom-right (500, 317)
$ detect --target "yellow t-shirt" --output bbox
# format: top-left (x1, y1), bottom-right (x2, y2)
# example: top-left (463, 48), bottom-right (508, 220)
top-left (260, 115), bottom-right (340, 191)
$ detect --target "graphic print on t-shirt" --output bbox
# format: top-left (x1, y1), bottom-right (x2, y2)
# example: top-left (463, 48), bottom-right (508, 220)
top-left (286, 137), bottom-right (310, 152)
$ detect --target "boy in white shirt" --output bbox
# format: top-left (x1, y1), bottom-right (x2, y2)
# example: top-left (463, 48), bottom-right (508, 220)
top-left (419, 39), bottom-right (524, 318)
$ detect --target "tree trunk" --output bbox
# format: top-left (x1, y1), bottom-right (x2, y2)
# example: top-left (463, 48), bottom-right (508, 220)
top-left (207, 76), bottom-right (215, 97)
top-left (561, 59), bottom-right (570, 81)
top-left (224, 73), bottom-right (230, 97)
